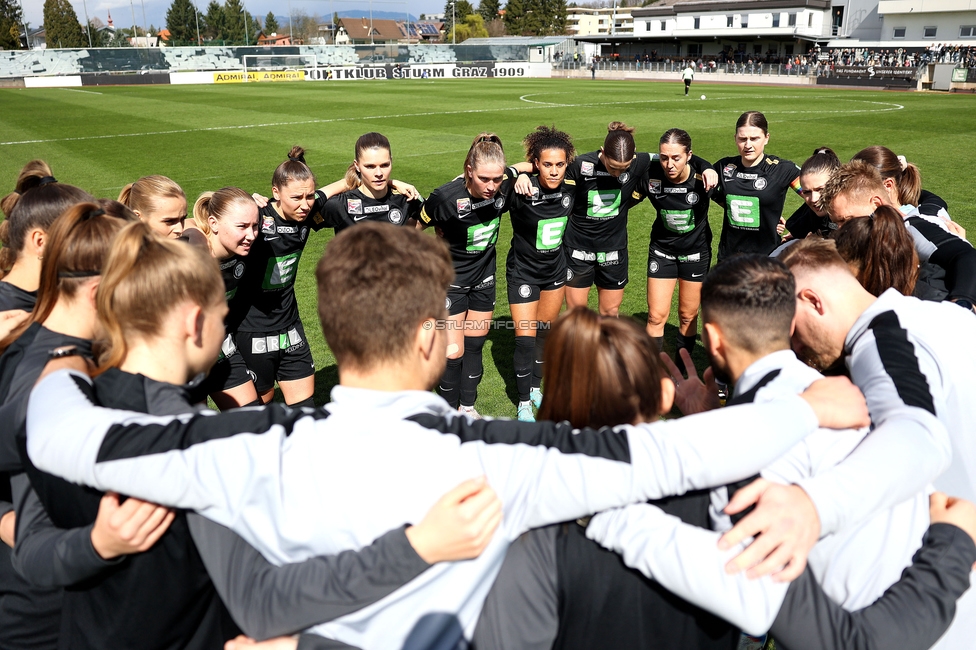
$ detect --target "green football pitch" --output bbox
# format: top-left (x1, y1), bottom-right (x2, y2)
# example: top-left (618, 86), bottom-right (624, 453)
top-left (2, 78), bottom-right (974, 417)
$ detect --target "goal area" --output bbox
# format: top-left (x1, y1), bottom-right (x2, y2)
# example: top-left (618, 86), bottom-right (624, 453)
top-left (241, 54), bottom-right (317, 81)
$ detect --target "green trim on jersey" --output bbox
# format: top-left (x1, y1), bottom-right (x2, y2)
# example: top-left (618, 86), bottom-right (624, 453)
top-left (726, 195), bottom-right (761, 230)
top-left (587, 189), bottom-right (622, 218)
top-left (466, 217), bottom-right (501, 251)
top-left (536, 216), bottom-right (568, 250)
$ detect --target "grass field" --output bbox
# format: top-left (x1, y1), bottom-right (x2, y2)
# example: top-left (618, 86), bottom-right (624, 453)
top-left (2, 78), bottom-right (974, 417)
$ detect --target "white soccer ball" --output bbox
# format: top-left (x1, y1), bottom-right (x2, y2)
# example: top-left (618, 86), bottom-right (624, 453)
top-left (700, 94), bottom-right (706, 100)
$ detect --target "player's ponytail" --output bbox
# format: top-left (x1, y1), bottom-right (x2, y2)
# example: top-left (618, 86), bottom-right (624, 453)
top-left (833, 204), bottom-right (917, 297)
top-left (0, 169), bottom-right (93, 278)
top-left (851, 145), bottom-right (921, 207)
top-left (603, 122), bottom-right (636, 163)
top-left (539, 307), bottom-right (665, 429)
top-left (193, 192), bottom-right (217, 236)
top-left (464, 132), bottom-right (505, 173)
top-left (273, 145), bottom-right (316, 189)
top-left (117, 175), bottom-right (186, 221)
top-left (800, 147), bottom-right (841, 178)
top-left (523, 125), bottom-right (576, 164)
top-left (96, 221), bottom-right (223, 372)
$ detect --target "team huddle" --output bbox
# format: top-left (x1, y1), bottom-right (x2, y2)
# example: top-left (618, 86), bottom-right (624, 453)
top-left (0, 109), bottom-right (975, 650)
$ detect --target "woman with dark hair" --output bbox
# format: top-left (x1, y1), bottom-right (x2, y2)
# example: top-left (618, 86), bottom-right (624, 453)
top-left (833, 205), bottom-right (919, 297)
top-left (420, 133), bottom-right (514, 418)
top-left (783, 147), bottom-right (842, 241)
top-left (639, 128), bottom-right (715, 367)
top-left (504, 125), bottom-right (576, 422)
top-left (0, 163), bottom-right (93, 312)
top-left (712, 111), bottom-right (802, 262)
top-left (557, 122), bottom-right (717, 318)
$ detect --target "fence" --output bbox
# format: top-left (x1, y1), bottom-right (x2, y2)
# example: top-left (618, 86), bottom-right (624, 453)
top-left (0, 43), bottom-right (534, 79)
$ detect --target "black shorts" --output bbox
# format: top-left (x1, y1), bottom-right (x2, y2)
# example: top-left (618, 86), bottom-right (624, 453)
top-left (446, 275), bottom-right (496, 316)
top-left (507, 277), bottom-right (566, 304)
top-left (647, 246), bottom-right (710, 281)
top-left (566, 247), bottom-right (629, 290)
top-left (235, 322), bottom-right (314, 393)
top-left (201, 337), bottom-right (255, 395)
top-left (684, 79), bottom-right (692, 87)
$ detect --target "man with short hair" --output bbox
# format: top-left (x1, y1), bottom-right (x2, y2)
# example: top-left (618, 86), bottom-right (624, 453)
top-left (25, 224), bottom-right (866, 649)
top-left (819, 159), bottom-right (976, 305)
top-left (585, 254), bottom-right (976, 650)
top-left (714, 240), bottom-right (976, 648)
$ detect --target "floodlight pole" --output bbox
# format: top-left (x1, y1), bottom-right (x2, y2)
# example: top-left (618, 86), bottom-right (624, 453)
top-left (129, 0), bottom-right (138, 45)
top-left (451, 1), bottom-right (455, 45)
top-left (80, 0), bottom-right (92, 47)
top-left (369, 0), bottom-right (374, 45)
top-left (195, 5), bottom-right (202, 45)
top-left (243, 2), bottom-right (250, 45)
top-left (288, 0), bottom-right (293, 41)
top-left (140, 0), bottom-right (148, 44)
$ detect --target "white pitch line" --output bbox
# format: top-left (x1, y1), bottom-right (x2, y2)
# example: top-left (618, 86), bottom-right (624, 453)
top-left (0, 95), bottom-right (904, 146)
top-left (59, 87), bottom-right (103, 95)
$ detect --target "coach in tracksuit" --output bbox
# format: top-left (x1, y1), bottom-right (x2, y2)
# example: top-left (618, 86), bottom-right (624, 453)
top-left (583, 255), bottom-right (976, 650)
top-left (24, 223), bottom-right (868, 650)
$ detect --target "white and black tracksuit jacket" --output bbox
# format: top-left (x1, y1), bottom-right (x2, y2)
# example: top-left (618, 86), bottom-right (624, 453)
top-left (27, 373), bottom-right (823, 650)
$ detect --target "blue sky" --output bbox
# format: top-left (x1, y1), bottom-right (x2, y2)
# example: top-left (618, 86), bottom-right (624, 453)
top-left (23, 0), bottom-right (448, 32)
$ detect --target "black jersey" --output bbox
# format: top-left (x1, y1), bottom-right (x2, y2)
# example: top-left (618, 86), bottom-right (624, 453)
top-left (506, 175), bottom-right (574, 284)
top-left (641, 164), bottom-right (714, 254)
top-left (0, 281), bottom-right (36, 312)
top-left (238, 195), bottom-right (328, 333)
top-left (712, 155), bottom-right (801, 260)
top-left (785, 204), bottom-right (835, 240)
top-left (563, 151), bottom-right (652, 252)
top-left (218, 255), bottom-right (248, 303)
top-left (420, 174), bottom-right (513, 287)
top-left (323, 188), bottom-right (422, 234)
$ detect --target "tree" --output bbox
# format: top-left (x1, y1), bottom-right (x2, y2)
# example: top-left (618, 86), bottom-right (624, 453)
top-left (503, 0), bottom-right (528, 35)
top-left (536, 0), bottom-right (567, 35)
top-left (289, 9), bottom-right (317, 44)
top-left (223, 0), bottom-right (246, 43)
top-left (264, 11), bottom-right (278, 33)
top-left (84, 17), bottom-right (110, 46)
top-left (166, 0), bottom-right (198, 44)
top-left (441, 0), bottom-right (473, 38)
top-left (107, 28), bottom-right (132, 47)
top-left (449, 13), bottom-right (489, 43)
top-left (486, 18), bottom-right (506, 36)
top-left (43, 0), bottom-right (85, 48)
top-left (203, 0), bottom-right (225, 40)
top-left (478, 0), bottom-right (500, 23)
top-left (0, 0), bottom-right (23, 50)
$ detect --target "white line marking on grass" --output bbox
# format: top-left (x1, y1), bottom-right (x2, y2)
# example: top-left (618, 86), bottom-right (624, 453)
top-left (0, 95), bottom-right (903, 146)
top-left (59, 88), bottom-right (103, 95)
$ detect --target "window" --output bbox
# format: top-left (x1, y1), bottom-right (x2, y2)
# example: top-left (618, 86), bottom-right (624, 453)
top-left (645, 21), bottom-right (652, 31)
top-left (961, 26), bottom-right (976, 37)
top-left (923, 26), bottom-right (937, 38)
top-left (893, 27), bottom-right (906, 38)
top-left (694, 17), bottom-right (701, 29)
top-left (788, 13), bottom-right (796, 27)
top-left (688, 43), bottom-right (702, 56)
top-left (727, 15), bottom-right (734, 27)
top-left (773, 14), bottom-right (780, 27)
top-left (808, 13), bottom-right (814, 27)
top-left (741, 15), bottom-right (749, 28)
top-left (660, 20), bottom-right (667, 30)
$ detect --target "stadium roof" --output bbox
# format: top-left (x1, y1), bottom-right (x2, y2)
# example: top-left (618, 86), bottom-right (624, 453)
top-left (460, 36), bottom-right (573, 47)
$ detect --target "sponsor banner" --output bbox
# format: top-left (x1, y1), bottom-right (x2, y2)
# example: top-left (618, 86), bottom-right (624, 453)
top-left (214, 70), bottom-right (305, 83)
top-left (816, 74), bottom-right (914, 88)
top-left (819, 66), bottom-right (916, 87)
top-left (82, 73), bottom-right (171, 86)
top-left (24, 75), bottom-right (82, 88)
top-left (303, 62), bottom-right (550, 81)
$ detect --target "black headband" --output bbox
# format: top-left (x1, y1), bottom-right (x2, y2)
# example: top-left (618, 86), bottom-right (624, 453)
top-left (38, 176), bottom-right (58, 186)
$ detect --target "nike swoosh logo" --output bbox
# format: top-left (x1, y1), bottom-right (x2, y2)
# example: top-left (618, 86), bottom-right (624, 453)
top-left (468, 375), bottom-right (481, 379)
top-left (617, 280), bottom-right (626, 285)
top-left (552, 281), bottom-right (565, 286)
top-left (353, 215), bottom-right (369, 221)
top-left (516, 373), bottom-right (531, 378)
top-left (691, 273), bottom-right (704, 278)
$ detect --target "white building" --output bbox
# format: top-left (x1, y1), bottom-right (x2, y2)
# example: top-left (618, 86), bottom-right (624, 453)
top-left (566, 6), bottom-right (635, 36)
top-left (878, 0), bottom-right (976, 42)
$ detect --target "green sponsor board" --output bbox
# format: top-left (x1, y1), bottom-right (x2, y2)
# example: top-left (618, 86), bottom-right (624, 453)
top-left (263, 251), bottom-right (302, 289)
top-left (661, 209), bottom-right (694, 233)
top-left (536, 216), bottom-right (568, 250)
top-left (467, 217), bottom-right (501, 251)
top-left (587, 189), bottom-right (621, 218)
top-left (726, 195), bottom-right (761, 229)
